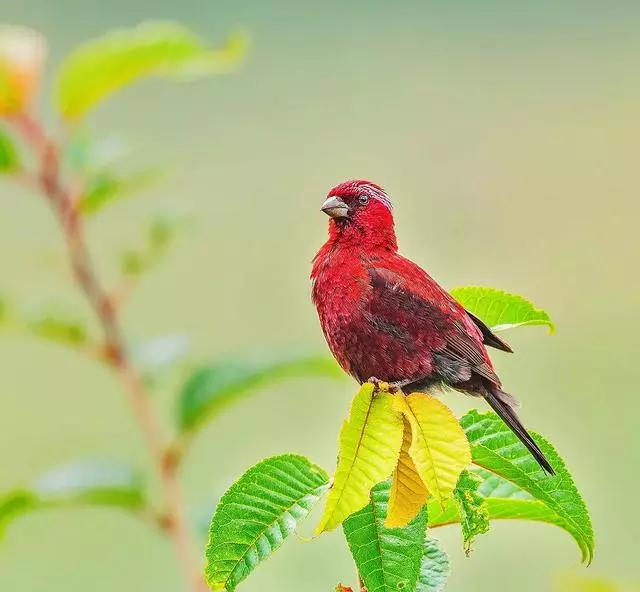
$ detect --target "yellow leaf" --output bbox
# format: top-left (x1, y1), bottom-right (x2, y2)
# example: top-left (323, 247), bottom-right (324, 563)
top-left (395, 392), bottom-right (471, 505)
top-left (316, 383), bottom-right (403, 534)
top-left (386, 417), bottom-right (430, 528)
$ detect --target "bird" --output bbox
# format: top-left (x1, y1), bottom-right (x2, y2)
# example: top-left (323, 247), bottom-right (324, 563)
top-left (311, 179), bottom-right (554, 475)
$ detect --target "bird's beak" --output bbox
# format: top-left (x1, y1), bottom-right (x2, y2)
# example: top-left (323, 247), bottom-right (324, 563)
top-left (321, 196), bottom-right (349, 219)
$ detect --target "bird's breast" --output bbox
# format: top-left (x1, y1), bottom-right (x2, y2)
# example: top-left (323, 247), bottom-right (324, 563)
top-left (312, 251), bottom-right (372, 378)
top-left (312, 252), bottom-right (431, 383)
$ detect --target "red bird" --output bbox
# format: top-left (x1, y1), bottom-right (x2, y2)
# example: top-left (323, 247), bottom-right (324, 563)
top-left (311, 179), bottom-right (554, 474)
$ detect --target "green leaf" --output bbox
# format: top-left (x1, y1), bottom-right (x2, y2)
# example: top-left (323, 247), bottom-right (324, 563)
top-left (119, 213), bottom-right (186, 277)
top-left (343, 480), bottom-right (427, 592)
top-left (485, 497), bottom-right (575, 526)
top-left (0, 460), bottom-right (145, 536)
top-left (33, 460), bottom-right (144, 506)
top-left (55, 21), bottom-right (249, 119)
top-left (450, 286), bottom-right (554, 333)
top-left (78, 169), bottom-right (162, 215)
top-left (416, 538), bottom-right (450, 592)
top-left (428, 489), bottom-right (586, 535)
top-left (0, 129), bottom-right (19, 171)
top-left (0, 491), bottom-right (37, 535)
top-left (426, 417), bottom-right (594, 563)
top-left (25, 305), bottom-right (88, 346)
top-left (459, 410), bottom-right (593, 563)
top-left (177, 354), bottom-right (342, 433)
top-left (120, 250), bottom-right (147, 276)
top-left (453, 470), bottom-right (489, 554)
top-left (148, 215), bottom-right (184, 250)
top-left (205, 454), bottom-right (329, 591)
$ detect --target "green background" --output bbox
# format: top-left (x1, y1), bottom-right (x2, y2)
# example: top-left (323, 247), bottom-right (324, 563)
top-left (1, 1), bottom-right (638, 590)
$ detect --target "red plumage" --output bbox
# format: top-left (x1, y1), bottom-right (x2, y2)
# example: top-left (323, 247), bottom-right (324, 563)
top-left (312, 179), bottom-right (554, 474)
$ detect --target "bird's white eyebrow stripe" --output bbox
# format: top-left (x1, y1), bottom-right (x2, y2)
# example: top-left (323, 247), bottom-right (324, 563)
top-left (367, 185), bottom-right (393, 210)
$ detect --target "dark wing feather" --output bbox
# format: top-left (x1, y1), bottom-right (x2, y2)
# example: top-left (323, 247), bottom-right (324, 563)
top-left (444, 321), bottom-right (501, 385)
top-left (466, 311), bottom-right (513, 353)
top-left (367, 266), bottom-right (500, 387)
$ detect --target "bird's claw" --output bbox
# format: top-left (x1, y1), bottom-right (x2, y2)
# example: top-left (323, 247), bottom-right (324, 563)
top-left (366, 377), bottom-right (400, 394)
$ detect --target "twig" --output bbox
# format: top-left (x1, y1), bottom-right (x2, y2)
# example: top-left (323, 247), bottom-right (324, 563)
top-left (10, 113), bottom-right (207, 592)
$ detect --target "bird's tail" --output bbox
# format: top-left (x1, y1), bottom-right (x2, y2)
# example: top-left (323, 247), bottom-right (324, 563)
top-left (483, 387), bottom-right (555, 475)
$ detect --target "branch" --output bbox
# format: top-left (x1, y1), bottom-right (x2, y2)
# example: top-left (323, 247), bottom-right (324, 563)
top-left (10, 113), bottom-right (207, 592)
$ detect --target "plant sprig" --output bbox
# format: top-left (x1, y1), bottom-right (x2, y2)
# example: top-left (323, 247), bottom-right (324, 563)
top-left (205, 296), bottom-right (593, 592)
top-left (0, 21), bottom-right (250, 592)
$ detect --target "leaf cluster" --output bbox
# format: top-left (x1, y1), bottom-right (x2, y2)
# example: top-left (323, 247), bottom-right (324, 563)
top-left (204, 289), bottom-right (594, 591)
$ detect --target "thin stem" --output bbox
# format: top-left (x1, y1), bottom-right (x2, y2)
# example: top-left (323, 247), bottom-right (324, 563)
top-left (11, 113), bottom-right (206, 592)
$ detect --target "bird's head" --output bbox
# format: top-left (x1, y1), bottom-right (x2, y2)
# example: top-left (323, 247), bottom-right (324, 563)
top-left (321, 179), bottom-right (396, 247)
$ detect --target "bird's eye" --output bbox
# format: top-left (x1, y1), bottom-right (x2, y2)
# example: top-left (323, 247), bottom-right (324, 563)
top-left (358, 195), bottom-right (369, 205)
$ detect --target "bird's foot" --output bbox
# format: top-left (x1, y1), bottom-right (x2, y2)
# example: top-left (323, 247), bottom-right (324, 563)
top-left (389, 378), bottom-right (414, 394)
top-left (366, 377), bottom-right (399, 394)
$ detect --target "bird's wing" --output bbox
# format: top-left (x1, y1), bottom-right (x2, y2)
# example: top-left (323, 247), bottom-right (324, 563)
top-left (465, 310), bottom-right (513, 353)
top-left (366, 262), bottom-right (501, 386)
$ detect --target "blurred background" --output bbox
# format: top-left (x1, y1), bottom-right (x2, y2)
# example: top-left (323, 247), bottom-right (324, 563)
top-left (0, 1), bottom-right (638, 591)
